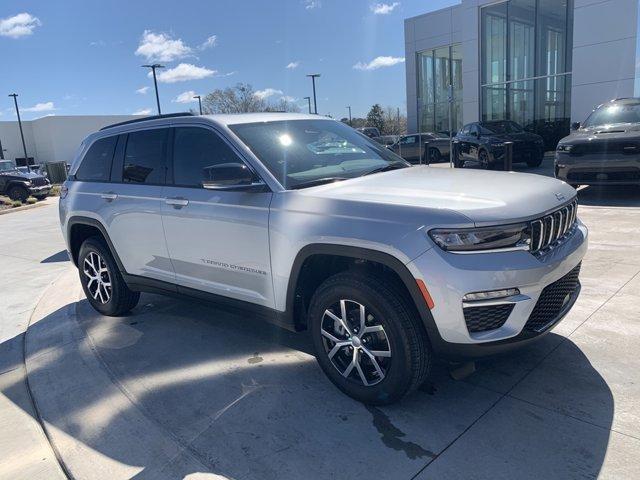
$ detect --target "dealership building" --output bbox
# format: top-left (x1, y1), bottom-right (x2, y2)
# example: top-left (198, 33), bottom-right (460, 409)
top-left (405, 0), bottom-right (640, 147)
top-left (0, 115), bottom-right (138, 165)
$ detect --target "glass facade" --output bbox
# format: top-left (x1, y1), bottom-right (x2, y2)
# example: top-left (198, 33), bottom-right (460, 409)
top-left (481, 0), bottom-right (573, 148)
top-left (417, 45), bottom-right (463, 134)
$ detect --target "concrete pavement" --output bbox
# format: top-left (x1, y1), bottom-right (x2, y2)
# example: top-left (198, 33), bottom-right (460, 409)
top-left (2, 186), bottom-right (640, 479)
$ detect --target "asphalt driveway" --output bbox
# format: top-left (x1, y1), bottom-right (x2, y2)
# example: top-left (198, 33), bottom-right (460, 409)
top-left (1, 186), bottom-right (640, 479)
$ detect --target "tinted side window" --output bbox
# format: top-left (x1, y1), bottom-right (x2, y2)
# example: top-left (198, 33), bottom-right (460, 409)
top-left (76, 136), bottom-right (117, 181)
top-left (123, 129), bottom-right (168, 184)
top-left (172, 127), bottom-right (245, 187)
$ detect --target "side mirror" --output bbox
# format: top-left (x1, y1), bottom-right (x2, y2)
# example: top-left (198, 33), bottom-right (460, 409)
top-left (471, 131), bottom-right (478, 138)
top-left (571, 121), bottom-right (581, 131)
top-left (202, 162), bottom-right (259, 189)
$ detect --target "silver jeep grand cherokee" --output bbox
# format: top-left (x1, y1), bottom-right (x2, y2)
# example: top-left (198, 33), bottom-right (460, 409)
top-left (59, 112), bottom-right (588, 404)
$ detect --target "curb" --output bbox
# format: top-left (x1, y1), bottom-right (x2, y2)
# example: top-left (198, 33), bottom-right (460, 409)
top-left (0, 196), bottom-right (58, 216)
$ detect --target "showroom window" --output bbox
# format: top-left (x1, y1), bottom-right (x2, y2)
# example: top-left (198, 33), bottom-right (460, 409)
top-left (417, 44), bottom-right (462, 135)
top-left (480, 0), bottom-right (573, 148)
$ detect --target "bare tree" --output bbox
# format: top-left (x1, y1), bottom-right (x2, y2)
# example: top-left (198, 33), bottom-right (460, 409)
top-left (382, 106), bottom-right (407, 135)
top-left (202, 83), bottom-right (299, 114)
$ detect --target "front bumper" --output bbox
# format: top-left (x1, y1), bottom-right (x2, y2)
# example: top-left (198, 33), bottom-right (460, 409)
top-left (28, 184), bottom-right (51, 196)
top-left (555, 152), bottom-right (640, 185)
top-left (406, 221), bottom-right (588, 360)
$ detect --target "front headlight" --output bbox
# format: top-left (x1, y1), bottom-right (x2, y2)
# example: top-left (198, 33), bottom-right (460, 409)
top-left (429, 224), bottom-right (530, 252)
top-left (557, 144), bottom-right (573, 152)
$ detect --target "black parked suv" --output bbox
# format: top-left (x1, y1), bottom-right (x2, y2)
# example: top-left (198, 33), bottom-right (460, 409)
top-left (556, 97), bottom-right (640, 186)
top-left (0, 160), bottom-right (51, 201)
top-left (455, 121), bottom-right (545, 169)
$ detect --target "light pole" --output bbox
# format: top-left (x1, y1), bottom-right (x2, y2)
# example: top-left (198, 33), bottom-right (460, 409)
top-left (346, 106), bottom-right (352, 126)
top-left (142, 64), bottom-right (165, 115)
top-left (306, 73), bottom-right (320, 114)
top-left (193, 95), bottom-right (203, 115)
top-left (303, 96), bottom-right (311, 114)
top-left (8, 94), bottom-right (29, 163)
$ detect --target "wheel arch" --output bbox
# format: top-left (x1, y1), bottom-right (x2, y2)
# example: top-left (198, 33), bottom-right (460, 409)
top-left (285, 244), bottom-right (440, 344)
top-left (67, 216), bottom-right (126, 272)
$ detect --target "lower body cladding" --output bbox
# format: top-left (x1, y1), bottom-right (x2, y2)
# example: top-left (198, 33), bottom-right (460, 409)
top-left (406, 221), bottom-right (588, 359)
top-left (555, 154), bottom-right (640, 186)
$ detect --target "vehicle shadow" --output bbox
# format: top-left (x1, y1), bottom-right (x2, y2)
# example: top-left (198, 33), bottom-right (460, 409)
top-left (577, 185), bottom-right (640, 207)
top-left (2, 293), bottom-right (615, 480)
top-left (40, 250), bottom-right (70, 264)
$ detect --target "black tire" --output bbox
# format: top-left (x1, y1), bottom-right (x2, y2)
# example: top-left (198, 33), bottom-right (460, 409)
top-left (424, 147), bottom-right (441, 164)
top-left (78, 237), bottom-right (140, 316)
top-left (308, 271), bottom-right (431, 405)
top-left (526, 152), bottom-right (544, 168)
top-left (478, 149), bottom-right (491, 169)
top-left (8, 185), bottom-right (28, 202)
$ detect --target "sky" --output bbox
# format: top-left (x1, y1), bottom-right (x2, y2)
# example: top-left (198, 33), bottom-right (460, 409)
top-left (0, 0), bottom-right (457, 121)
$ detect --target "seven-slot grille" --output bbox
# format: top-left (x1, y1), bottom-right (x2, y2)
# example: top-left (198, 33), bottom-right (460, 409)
top-left (529, 200), bottom-right (578, 254)
top-left (30, 176), bottom-right (48, 187)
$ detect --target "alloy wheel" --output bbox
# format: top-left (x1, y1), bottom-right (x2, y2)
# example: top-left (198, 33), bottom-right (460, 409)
top-left (83, 251), bottom-right (112, 304)
top-left (320, 299), bottom-right (391, 386)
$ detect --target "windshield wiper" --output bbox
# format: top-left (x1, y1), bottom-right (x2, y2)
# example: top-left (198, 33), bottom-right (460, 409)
top-left (289, 177), bottom-right (348, 190)
top-left (363, 161), bottom-right (409, 176)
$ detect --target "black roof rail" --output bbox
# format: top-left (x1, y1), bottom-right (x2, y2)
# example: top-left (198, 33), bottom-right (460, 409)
top-left (99, 112), bottom-right (196, 131)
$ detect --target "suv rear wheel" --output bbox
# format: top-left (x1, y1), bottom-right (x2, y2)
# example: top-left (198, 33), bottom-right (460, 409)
top-left (78, 237), bottom-right (140, 316)
top-left (308, 271), bottom-right (431, 404)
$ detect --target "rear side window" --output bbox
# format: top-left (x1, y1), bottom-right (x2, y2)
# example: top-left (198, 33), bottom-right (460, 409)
top-left (123, 129), bottom-right (168, 184)
top-left (172, 127), bottom-right (245, 188)
top-left (76, 136), bottom-right (117, 181)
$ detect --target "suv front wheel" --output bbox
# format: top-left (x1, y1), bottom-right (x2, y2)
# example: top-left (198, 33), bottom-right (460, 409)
top-left (78, 237), bottom-right (140, 316)
top-left (308, 271), bottom-right (431, 404)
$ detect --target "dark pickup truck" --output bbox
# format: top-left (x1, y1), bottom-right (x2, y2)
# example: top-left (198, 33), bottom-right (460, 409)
top-left (0, 160), bottom-right (51, 201)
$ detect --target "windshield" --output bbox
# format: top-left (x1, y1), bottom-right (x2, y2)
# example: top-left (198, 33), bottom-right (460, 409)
top-left (583, 102), bottom-right (640, 127)
top-left (0, 161), bottom-right (16, 172)
top-left (479, 121), bottom-right (523, 135)
top-left (230, 119), bottom-right (407, 189)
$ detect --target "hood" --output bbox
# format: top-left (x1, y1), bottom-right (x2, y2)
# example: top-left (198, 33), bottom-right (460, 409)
top-left (487, 131), bottom-right (542, 142)
top-left (561, 123), bottom-right (640, 143)
top-left (300, 166), bottom-right (576, 226)
top-left (0, 169), bottom-right (42, 180)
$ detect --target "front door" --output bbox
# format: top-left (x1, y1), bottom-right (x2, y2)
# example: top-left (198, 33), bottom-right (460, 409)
top-left (161, 126), bottom-right (274, 308)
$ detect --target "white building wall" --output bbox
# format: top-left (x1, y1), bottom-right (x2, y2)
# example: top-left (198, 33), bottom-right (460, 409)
top-left (0, 115), bottom-right (138, 164)
top-left (406, 0), bottom-right (640, 133)
top-left (571, 0), bottom-right (639, 122)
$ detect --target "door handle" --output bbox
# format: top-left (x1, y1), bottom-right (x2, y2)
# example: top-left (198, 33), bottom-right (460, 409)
top-left (101, 192), bottom-right (118, 201)
top-left (165, 197), bottom-right (189, 207)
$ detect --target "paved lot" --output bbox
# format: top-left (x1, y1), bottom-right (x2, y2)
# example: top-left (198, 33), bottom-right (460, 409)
top-left (1, 177), bottom-right (640, 479)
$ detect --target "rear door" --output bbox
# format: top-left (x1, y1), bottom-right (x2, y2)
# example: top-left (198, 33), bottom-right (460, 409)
top-left (161, 125), bottom-right (274, 307)
top-left (105, 127), bottom-right (176, 284)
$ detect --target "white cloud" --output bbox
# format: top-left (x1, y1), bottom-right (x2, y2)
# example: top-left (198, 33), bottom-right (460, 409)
top-left (133, 108), bottom-right (152, 115)
top-left (280, 95), bottom-right (296, 102)
top-left (254, 88), bottom-right (283, 100)
top-left (23, 101), bottom-right (55, 112)
top-left (215, 71), bottom-right (237, 78)
top-left (136, 86), bottom-right (149, 95)
top-left (353, 55), bottom-right (405, 70)
top-left (89, 40), bottom-right (106, 47)
top-left (286, 61), bottom-right (300, 69)
top-left (304, 0), bottom-right (321, 10)
top-left (0, 13), bottom-right (41, 38)
top-left (173, 90), bottom-right (198, 103)
top-left (135, 30), bottom-right (192, 62)
top-left (154, 63), bottom-right (216, 83)
top-left (371, 2), bottom-right (400, 15)
top-left (199, 35), bottom-right (217, 50)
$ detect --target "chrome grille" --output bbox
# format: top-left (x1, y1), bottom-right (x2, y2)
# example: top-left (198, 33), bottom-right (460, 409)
top-left (529, 200), bottom-right (578, 254)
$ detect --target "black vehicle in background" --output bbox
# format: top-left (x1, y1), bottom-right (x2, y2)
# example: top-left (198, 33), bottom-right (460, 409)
top-left (389, 132), bottom-right (450, 164)
top-left (0, 160), bottom-right (51, 201)
top-left (454, 121), bottom-right (545, 169)
top-left (356, 127), bottom-right (381, 138)
top-left (555, 97), bottom-right (640, 187)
